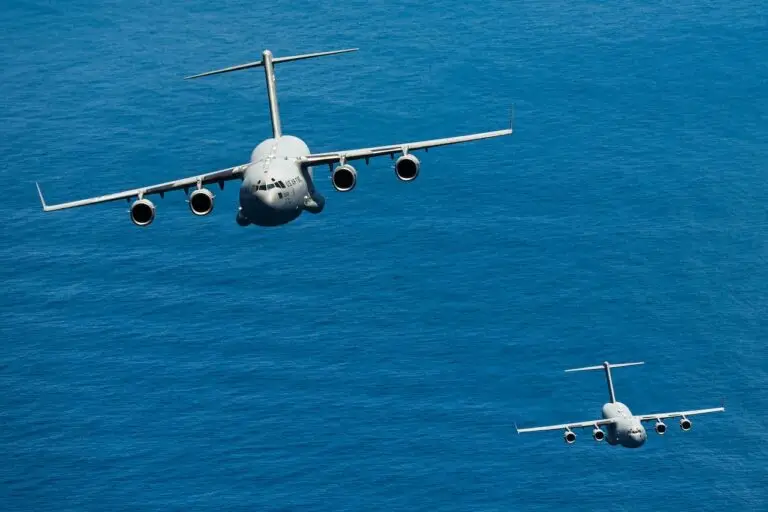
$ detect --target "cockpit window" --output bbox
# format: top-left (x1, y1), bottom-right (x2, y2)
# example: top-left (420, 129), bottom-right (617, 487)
top-left (252, 180), bottom-right (289, 192)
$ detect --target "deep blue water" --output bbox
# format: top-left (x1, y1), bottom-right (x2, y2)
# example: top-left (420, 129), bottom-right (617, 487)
top-left (2, 1), bottom-right (767, 510)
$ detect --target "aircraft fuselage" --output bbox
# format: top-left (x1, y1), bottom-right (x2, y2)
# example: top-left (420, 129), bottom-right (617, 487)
top-left (601, 401), bottom-right (647, 448)
top-left (237, 135), bottom-right (325, 227)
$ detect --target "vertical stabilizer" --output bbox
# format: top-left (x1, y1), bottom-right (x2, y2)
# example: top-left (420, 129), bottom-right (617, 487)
top-left (261, 50), bottom-right (281, 138)
top-left (184, 47), bottom-right (358, 139)
top-left (565, 361), bottom-right (644, 403)
top-left (603, 363), bottom-right (616, 403)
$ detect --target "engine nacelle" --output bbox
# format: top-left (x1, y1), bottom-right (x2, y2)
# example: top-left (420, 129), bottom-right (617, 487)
top-left (563, 430), bottom-right (576, 444)
top-left (654, 421), bottom-right (667, 435)
top-left (680, 418), bottom-right (692, 431)
top-left (394, 153), bottom-right (420, 182)
top-left (592, 428), bottom-right (605, 442)
top-left (188, 188), bottom-right (214, 216)
top-left (130, 198), bottom-right (156, 227)
top-left (332, 164), bottom-right (357, 192)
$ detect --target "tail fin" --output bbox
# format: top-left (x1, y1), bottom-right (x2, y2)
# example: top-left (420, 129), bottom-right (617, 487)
top-left (565, 361), bottom-right (644, 404)
top-left (184, 48), bottom-right (358, 138)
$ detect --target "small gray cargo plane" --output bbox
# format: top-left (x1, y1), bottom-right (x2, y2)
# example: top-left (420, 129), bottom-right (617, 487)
top-left (515, 361), bottom-right (725, 448)
top-left (35, 48), bottom-right (513, 227)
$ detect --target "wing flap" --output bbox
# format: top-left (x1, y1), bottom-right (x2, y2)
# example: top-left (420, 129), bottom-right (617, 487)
top-left (299, 127), bottom-right (513, 168)
top-left (636, 407), bottom-right (725, 423)
top-left (36, 163), bottom-right (248, 212)
top-left (515, 417), bottom-right (617, 434)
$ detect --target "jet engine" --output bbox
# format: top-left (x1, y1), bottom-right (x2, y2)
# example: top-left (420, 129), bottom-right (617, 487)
top-left (332, 164), bottom-right (357, 192)
top-left (563, 430), bottom-right (576, 444)
top-left (592, 428), bottom-right (605, 442)
top-left (188, 188), bottom-right (214, 216)
top-left (680, 418), bottom-right (692, 431)
top-left (654, 421), bottom-right (667, 435)
top-left (394, 153), bottom-right (420, 182)
top-left (130, 198), bottom-right (156, 227)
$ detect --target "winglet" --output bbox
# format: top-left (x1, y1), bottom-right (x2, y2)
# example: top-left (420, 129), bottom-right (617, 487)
top-left (510, 104), bottom-right (515, 132)
top-left (514, 421), bottom-right (520, 434)
top-left (35, 182), bottom-right (50, 211)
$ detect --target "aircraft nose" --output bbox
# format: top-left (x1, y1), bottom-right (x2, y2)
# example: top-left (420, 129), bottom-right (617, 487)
top-left (255, 189), bottom-right (280, 209)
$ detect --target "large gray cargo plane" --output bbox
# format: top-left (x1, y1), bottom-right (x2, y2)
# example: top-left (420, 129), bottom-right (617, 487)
top-left (515, 361), bottom-right (725, 448)
top-left (35, 48), bottom-right (513, 227)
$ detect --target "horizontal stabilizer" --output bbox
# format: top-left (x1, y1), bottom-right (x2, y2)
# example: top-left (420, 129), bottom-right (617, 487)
top-left (185, 48), bottom-right (358, 80)
top-left (565, 361), bottom-right (644, 373)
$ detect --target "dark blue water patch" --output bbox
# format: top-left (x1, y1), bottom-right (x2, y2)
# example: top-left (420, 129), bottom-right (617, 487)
top-left (2, 1), bottom-right (767, 510)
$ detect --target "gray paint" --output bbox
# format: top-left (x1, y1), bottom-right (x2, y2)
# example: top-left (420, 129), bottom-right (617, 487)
top-left (261, 50), bottom-right (282, 139)
top-left (515, 361), bottom-right (725, 449)
top-left (238, 135), bottom-right (321, 227)
top-left (35, 48), bottom-right (513, 228)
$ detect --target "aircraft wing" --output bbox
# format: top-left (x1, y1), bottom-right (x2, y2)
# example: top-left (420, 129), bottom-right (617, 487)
top-left (635, 406), bottom-right (725, 423)
top-left (35, 163), bottom-right (249, 212)
top-left (298, 126), bottom-right (513, 168)
top-left (515, 417), bottom-right (617, 434)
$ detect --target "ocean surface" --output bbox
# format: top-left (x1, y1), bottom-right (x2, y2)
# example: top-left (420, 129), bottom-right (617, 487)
top-left (2, 1), bottom-right (767, 510)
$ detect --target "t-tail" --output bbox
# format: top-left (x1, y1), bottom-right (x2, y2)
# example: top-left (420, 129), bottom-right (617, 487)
top-left (565, 361), bottom-right (644, 404)
top-left (184, 48), bottom-right (358, 139)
